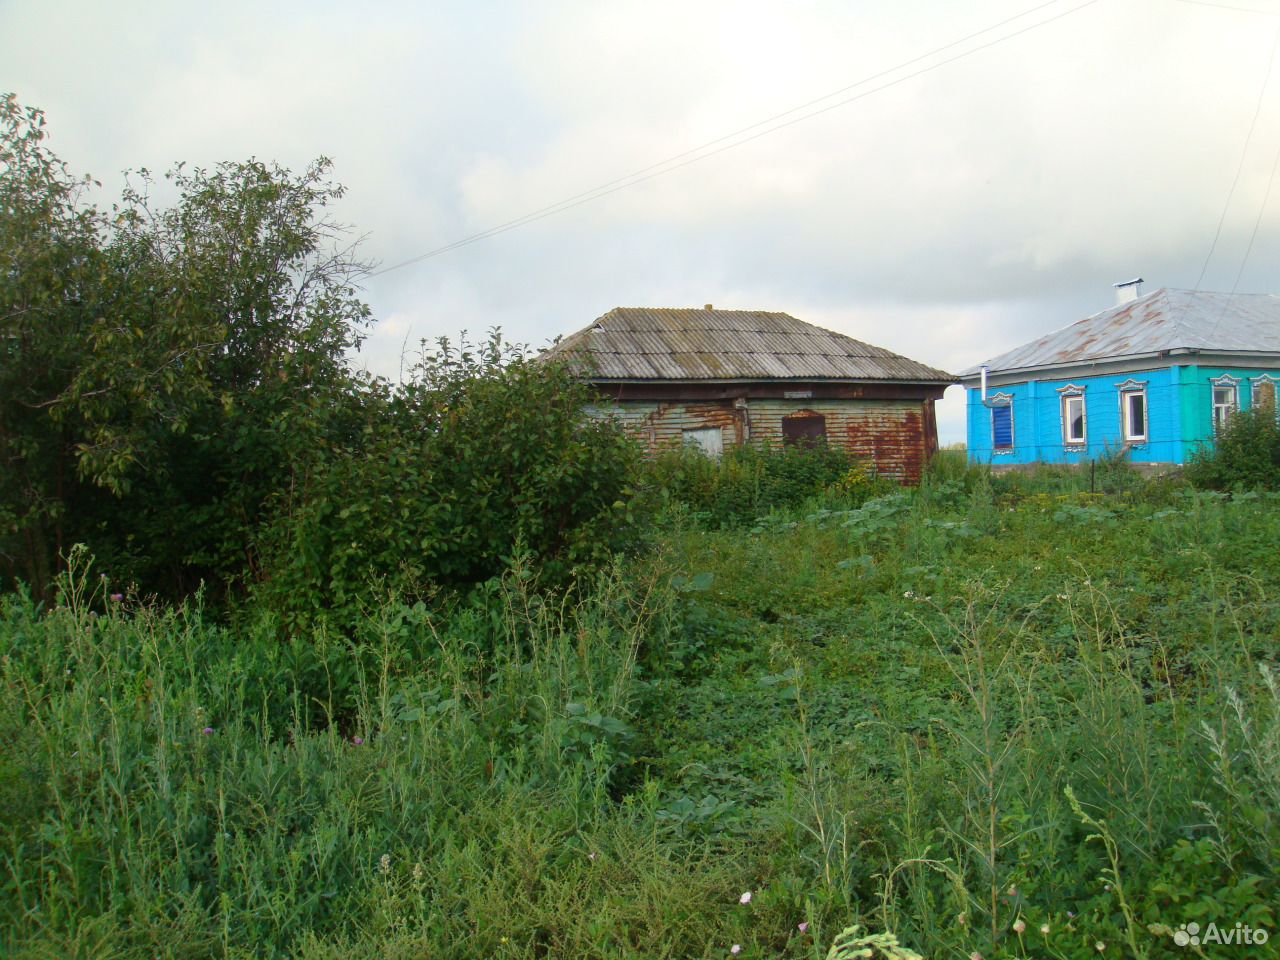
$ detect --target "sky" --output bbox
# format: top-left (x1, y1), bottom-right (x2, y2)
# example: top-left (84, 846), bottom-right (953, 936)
top-left (6, 0), bottom-right (1280, 443)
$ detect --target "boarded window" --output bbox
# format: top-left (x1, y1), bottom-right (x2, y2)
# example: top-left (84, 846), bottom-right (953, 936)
top-left (991, 404), bottom-right (1013, 451)
top-left (682, 426), bottom-right (723, 457)
top-left (782, 413), bottom-right (827, 447)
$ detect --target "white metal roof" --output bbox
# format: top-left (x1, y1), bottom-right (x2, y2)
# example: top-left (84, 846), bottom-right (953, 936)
top-left (961, 289), bottom-right (1280, 378)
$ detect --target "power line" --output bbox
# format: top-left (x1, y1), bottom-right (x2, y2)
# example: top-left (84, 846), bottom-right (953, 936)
top-left (1170, 0), bottom-right (1280, 16)
top-left (1225, 115), bottom-right (1280, 293)
top-left (1203, 23), bottom-right (1280, 337)
top-left (372, 0), bottom-right (1101, 276)
top-left (1195, 25), bottom-right (1280, 290)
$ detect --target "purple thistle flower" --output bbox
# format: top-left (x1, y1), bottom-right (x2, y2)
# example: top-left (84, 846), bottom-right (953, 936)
top-left (798, 922), bottom-right (809, 933)
top-left (202, 727), bottom-right (214, 735)
top-left (352, 736), bottom-right (365, 745)
top-left (109, 593), bottom-right (124, 602)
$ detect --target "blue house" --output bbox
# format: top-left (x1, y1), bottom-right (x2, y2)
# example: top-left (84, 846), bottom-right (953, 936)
top-left (960, 286), bottom-right (1280, 466)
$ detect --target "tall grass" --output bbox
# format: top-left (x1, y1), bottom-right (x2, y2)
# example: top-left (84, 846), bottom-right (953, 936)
top-left (0, 553), bottom-right (767, 959)
top-left (5, 469), bottom-right (1280, 958)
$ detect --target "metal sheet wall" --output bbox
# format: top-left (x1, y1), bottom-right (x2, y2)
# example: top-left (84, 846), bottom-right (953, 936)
top-left (598, 398), bottom-right (930, 483)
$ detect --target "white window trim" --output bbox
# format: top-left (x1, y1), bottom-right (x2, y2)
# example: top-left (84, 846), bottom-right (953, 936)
top-left (1211, 376), bottom-right (1239, 433)
top-left (989, 393), bottom-right (1014, 454)
top-left (1117, 379), bottom-right (1148, 443)
top-left (1250, 374), bottom-right (1279, 414)
top-left (1056, 384), bottom-right (1087, 447)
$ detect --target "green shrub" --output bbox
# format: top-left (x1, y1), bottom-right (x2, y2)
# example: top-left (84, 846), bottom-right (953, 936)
top-left (643, 440), bottom-right (871, 527)
top-left (254, 333), bottom-right (641, 631)
top-left (1186, 406), bottom-right (1280, 491)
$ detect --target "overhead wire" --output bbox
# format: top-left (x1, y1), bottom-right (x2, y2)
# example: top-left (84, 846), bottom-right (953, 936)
top-left (1194, 25), bottom-right (1280, 291)
top-left (371, 0), bottom-right (1101, 276)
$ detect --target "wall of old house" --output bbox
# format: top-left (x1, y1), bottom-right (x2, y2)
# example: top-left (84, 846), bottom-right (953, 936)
top-left (593, 397), bottom-right (935, 483)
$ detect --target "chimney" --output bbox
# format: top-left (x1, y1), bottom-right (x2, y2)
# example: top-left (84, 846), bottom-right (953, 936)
top-left (1113, 277), bottom-right (1144, 304)
top-left (704, 303), bottom-right (714, 310)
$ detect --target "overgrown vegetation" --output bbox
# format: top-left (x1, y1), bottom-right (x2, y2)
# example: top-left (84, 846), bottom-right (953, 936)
top-left (0, 96), bottom-right (635, 609)
top-left (6, 463), bottom-right (1280, 957)
top-left (4, 97), bottom-right (1279, 958)
top-left (1186, 405), bottom-right (1280, 491)
top-left (644, 440), bottom-right (893, 528)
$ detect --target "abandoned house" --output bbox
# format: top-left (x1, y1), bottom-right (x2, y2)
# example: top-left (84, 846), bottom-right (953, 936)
top-left (542, 306), bottom-right (954, 483)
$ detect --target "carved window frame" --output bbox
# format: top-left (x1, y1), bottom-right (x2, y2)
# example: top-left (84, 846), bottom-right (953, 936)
top-left (1056, 384), bottom-right (1087, 447)
top-left (1211, 375), bottom-right (1240, 434)
top-left (989, 392), bottom-right (1014, 453)
top-left (1116, 378), bottom-right (1148, 443)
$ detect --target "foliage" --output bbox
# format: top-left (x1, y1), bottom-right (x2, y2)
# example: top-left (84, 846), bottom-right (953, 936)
top-left (5, 478), bottom-right (1280, 957)
top-left (253, 332), bottom-right (640, 632)
top-left (2, 98), bottom-right (636, 617)
top-left (643, 439), bottom-right (880, 528)
top-left (825, 925), bottom-right (923, 960)
top-left (0, 93), bottom-right (371, 599)
top-left (1185, 405), bottom-right (1280, 491)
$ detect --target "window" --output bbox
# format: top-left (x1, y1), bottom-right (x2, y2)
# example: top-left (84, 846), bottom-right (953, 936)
top-left (1212, 380), bottom-right (1239, 433)
top-left (682, 426), bottom-right (723, 457)
top-left (990, 398), bottom-right (1013, 452)
top-left (1118, 380), bottom-right (1147, 443)
top-left (1062, 394), bottom-right (1086, 445)
top-left (782, 413), bottom-right (827, 447)
top-left (1253, 378), bottom-right (1277, 413)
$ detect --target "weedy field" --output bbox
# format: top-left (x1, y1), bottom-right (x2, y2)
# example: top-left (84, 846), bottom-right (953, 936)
top-left (2, 457), bottom-right (1278, 959)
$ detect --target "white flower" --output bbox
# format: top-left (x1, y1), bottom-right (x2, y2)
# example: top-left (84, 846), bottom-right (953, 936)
top-left (730, 946), bottom-right (741, 956)
top-left (739, 891), bottom-right (752, 905)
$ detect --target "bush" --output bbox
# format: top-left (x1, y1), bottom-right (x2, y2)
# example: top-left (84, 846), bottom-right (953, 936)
top-left (643, 441), bottom-right (874, 527)
top-left (1186, 407), bottom-right (1280, 491)
top-left (254, 333), bottom-right (641, 631)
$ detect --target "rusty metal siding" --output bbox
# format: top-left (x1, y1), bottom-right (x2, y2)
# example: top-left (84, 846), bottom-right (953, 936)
top-left (748, 398), bottom-right (929, 483)
top-left (608, 397), bottom-right (932, 484)
top-left (600, 400), bottom-right (746, 451)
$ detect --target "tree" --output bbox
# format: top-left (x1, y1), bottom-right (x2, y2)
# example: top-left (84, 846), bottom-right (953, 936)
top-left (0, 94), bottom-right (372, 598)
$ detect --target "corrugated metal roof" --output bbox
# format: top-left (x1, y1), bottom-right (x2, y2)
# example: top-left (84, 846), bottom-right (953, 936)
top-left (543, 307), bottom-right (954, 383)
top-left (962, 288), bottom-right (1280, 377)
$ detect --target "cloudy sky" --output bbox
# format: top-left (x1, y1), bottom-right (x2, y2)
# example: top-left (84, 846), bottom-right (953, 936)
top-left (6, 0), bottom-right (1280, 442)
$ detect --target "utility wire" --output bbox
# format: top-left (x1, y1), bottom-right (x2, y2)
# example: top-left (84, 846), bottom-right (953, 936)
top-left (372, 0), bottom-right (1100, 276)
top-left (1170, 0), bottom-right (1280, 16)
top-left (1195, 25), bottom-right (1280, 290)
top-left (1229, 132), bottom-right (1280, 290)
top-left (1202, 23), bottom-right (1280, 337)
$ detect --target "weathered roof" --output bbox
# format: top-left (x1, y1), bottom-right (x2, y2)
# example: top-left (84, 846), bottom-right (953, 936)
top-left (544, 307), bottom-right (954, 383)
top-left (962, 288), bottom-right (1280, 377)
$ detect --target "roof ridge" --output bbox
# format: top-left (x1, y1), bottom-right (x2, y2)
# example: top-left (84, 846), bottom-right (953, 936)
top-left (546, 306), bottom-right (954, 382)
top-left (962, 285), bottom-right (1280, 377)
